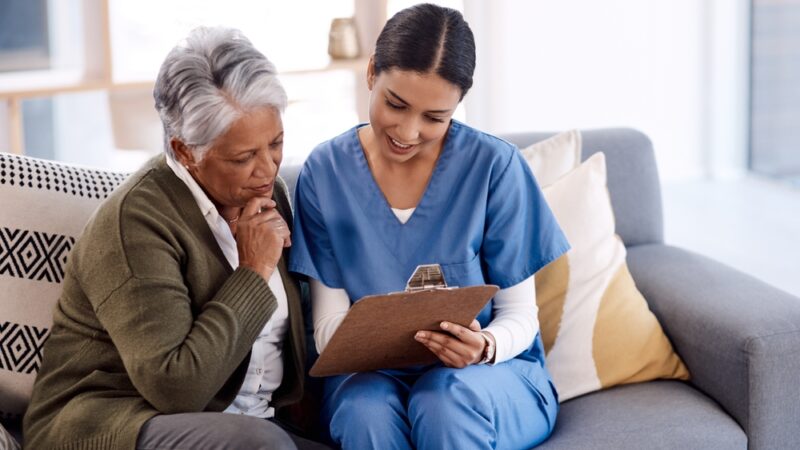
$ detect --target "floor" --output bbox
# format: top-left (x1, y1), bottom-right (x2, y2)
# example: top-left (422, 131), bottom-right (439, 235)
top-left (661, 176), bottom-right (800, 298)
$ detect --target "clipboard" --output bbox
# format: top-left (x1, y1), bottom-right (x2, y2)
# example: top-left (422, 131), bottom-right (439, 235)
top-left (310, 264), bottom-right (499, 377)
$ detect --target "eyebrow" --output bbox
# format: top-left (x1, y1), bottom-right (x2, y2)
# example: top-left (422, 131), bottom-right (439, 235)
top-left (230, 131), bottom-right (284, 155)
top-left (386, 89), bottom-right (452, 114)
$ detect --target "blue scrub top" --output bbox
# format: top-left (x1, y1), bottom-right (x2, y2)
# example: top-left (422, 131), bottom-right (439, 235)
top-left (290, 121), bottom-right (569, 360)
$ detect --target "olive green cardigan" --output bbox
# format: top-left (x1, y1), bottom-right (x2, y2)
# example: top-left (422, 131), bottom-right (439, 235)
top-left (23, 156), bottom-right (305, 450)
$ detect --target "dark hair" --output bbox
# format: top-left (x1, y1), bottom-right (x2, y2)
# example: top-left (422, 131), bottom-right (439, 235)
top-left (373, 3), bottom-right (476, 100)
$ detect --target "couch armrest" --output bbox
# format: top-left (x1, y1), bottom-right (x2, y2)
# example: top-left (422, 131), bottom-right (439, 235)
top-left (627, 244), bottom-right (800, 450)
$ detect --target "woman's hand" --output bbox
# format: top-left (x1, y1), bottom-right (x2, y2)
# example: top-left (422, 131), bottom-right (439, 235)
top-left (235, 196), bottom-right (291, 280)
top-left (414, 319), bottom-right (490, 368)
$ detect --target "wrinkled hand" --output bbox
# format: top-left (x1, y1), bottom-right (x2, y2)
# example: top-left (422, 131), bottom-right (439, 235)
top-left (236, 197), bottom-right (291, 280)
top-left (415, 319), bottom-right (487, 368)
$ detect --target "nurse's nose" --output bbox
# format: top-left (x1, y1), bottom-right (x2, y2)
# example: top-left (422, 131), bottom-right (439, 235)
top-left (394, 118), bottom-right (420, 143)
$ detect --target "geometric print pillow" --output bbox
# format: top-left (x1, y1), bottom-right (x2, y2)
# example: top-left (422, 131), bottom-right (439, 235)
top-left (0, 152), bottom-right (128, 428)
top-left (535, 153), bottom-right (689, 401)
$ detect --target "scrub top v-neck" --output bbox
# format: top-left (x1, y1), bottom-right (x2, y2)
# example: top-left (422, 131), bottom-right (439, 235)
top-left (290, 120), bottom-right (569, 333)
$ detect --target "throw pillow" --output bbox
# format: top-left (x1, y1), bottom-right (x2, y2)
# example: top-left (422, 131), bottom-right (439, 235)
top-left (535, 152), bottom-right (689, 401)
top-left (520, 129), bottom-right (581, 187)
top-left (0, 152), bottom-right (128, 424)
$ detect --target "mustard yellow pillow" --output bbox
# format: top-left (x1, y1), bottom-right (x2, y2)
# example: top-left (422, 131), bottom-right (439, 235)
top-left (535, 152), bottom-right (689, 401)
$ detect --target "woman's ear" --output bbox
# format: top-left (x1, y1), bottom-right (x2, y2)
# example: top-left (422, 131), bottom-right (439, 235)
top-left (170, 138), bottom-right (195, 169)
top-left (366, 55), bottom-right (376, 91)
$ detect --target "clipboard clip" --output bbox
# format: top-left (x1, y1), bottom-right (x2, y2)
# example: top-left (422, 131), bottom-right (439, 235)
top-left (405, 264), bottom-right (450, 292)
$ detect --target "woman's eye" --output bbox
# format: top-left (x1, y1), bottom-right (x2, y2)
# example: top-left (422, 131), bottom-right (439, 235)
top-left (233, 154), bottom-right (254, 164)
top-left (270, 141), bottom-right (284, 149)
top-left (426, 116), bottom-right (445, 123)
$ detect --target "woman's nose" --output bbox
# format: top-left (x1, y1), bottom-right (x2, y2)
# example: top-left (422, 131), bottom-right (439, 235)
top-left (253, 150), bottom-right (277, 177)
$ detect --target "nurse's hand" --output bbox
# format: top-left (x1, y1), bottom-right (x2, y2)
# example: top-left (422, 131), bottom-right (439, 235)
top-left (414, 320), bottom-right (486, 368)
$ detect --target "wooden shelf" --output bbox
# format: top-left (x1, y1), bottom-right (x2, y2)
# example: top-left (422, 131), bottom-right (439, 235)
top-left (1, 57), bottom-right (369, 100)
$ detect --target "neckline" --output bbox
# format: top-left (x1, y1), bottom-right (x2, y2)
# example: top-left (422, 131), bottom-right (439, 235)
top-left (352, 122), bottom-right (457, 227)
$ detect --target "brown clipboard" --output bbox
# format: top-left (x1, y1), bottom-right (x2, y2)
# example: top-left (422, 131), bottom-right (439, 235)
top-left (309, 284), bottom-right (499, 377)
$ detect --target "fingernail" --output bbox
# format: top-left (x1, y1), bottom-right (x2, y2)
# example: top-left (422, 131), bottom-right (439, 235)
top-left (415, 332), bottom-right (424, 339)
top-left (440, 322), bottom-right (448, 329)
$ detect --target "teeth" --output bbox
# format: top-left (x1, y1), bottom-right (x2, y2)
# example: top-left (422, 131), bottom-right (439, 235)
top-left (390, 138), bottom-right (412, 149)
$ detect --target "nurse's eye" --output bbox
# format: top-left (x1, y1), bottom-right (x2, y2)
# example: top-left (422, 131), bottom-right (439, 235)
top-left (425, 115), bottom-right (446, 123)
top-left (385, 100), bottom-right (405, 110)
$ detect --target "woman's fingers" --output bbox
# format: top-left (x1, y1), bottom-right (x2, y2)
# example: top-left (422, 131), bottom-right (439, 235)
top-left (242, 207), bottom-right (291, 246)
top-left (242, 196), bottom-right (275, 219)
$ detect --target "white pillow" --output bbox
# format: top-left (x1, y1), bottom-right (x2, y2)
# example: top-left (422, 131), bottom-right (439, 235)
top-left (520, 129), bottom-right (582, 187)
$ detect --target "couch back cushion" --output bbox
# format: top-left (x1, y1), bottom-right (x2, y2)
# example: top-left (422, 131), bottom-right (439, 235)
top-left (0, 152), bottom-right (128, 426)
top-left (500, 128), bottom-right (663, 247)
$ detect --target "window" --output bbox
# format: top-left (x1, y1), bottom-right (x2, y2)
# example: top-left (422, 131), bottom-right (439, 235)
top-left (750, 0), bottom-right (800, 185)
top-left (0, 0), bottom-right (50, 72)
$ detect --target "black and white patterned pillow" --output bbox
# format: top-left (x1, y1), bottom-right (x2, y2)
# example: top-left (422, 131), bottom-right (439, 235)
top-left (0, 152), bottom-right (129, 427)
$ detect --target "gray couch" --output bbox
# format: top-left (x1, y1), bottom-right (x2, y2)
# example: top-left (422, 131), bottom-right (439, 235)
top-left (3, 128), bottom-right (799, 449)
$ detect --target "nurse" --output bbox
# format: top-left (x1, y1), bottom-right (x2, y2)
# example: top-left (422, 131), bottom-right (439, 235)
top-left (290, 4), bottom-right (569, 449)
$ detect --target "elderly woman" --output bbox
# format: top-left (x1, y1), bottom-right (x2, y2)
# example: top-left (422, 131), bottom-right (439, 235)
top-left (22, 27), bottom-right (318, 450)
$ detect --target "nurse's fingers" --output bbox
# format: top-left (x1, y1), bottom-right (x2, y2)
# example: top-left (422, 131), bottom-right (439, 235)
top-left (416, 330), bottom-right (481, 366)
top-left (416, 334), bottom-right (465, 368)
top-left (440, 321), bottom-right (484, 348)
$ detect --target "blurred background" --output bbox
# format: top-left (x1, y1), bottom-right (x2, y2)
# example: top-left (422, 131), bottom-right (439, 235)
top-left (1, 0), bottom-right (798, 295)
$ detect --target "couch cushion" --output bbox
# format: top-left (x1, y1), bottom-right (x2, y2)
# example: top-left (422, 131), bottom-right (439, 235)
top-left (0, 152), bottom-right (128, 425)
top-left (536, 153), bottom-right (688, 401)
top-left (537, 381), bottom-right (746, 449)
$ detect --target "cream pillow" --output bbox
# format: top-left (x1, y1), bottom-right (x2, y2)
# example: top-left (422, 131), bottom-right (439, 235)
top-left (535, 152), bottom-right (689, 401)
top-left (520, 130), bottom-right (581, 187)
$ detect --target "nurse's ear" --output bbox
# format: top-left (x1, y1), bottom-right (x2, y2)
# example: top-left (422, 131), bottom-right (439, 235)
top-left (367, 55), bottom-right (376, 91)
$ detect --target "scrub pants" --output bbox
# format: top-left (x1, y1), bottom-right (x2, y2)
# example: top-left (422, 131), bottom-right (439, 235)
top-left (320, 358), bottom-right (558, 450)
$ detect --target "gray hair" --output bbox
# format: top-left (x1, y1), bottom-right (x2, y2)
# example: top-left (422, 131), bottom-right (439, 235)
top-left (153, 27), bottom-right (287, 161)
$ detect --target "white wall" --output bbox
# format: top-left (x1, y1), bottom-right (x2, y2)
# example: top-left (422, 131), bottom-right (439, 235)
top-left (464, 0), bottom-right (749, 181)
top-left (0, 102), bottom-right (9, 152)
